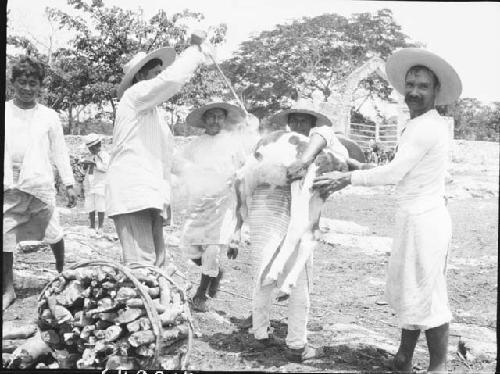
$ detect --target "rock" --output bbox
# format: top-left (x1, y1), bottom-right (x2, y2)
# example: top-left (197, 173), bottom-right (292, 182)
top-left (319, 218), bottom-right (370, 236)
top-left (322, 233), bottom-right (393, 255)
top-left (324, 323), bottom-right (426, 356)
top-left (13, 269), bottom-right (57, 290)
top-left (2, 323), bottom-right (37, 340)
top-left (458, 337), bottom-right (496, 363)
top-left (452, 323), bottom-right (496, 363)
top-left (17, 241), bottom-right (50, 253)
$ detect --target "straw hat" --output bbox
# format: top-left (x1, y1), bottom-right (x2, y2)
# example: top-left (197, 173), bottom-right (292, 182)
top-left (185, 102), bottom-right (246, 128)
top-left (385, 48), bottom-right (462, 105)
top-left (84, 133), bottom-right (102, 147)
top-left (116, 47), bottom-right (176, 100)
top-left (269, 99), bottom-right (332, 128)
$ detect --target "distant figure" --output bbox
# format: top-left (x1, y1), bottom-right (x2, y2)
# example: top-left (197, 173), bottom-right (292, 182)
top-left (3, 56), bottom-right (77, 310)
top-left (313, 48), bottom-right (462, 373)
top-left (82, 134), bottom-right (110, 237)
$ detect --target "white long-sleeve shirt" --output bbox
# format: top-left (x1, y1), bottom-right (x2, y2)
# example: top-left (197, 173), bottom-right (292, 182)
top-left (175, 129), bottom-right (250, 198)
top-left (4, 100), bottom-right (75, 206)
top-left (83, 150), bottom-right (110, 196)
top-left (351, 109), bottom-right (449, 206)
top-left (106, 46), bottom-right (206, 217)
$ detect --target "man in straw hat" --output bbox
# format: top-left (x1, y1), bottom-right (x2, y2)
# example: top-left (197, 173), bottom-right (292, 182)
top-left (242, 100), bottom-right (369, 362)
top-left (82, 134), bottom-right (110, 237)
top-left (3, 55), bottom-right (77, 309)
top-left (313, 48), bottom-right (462, 373)
top-left (174, 102), bottom-right (258, 312)
top-left (106, 31), bottom-right (214, 267)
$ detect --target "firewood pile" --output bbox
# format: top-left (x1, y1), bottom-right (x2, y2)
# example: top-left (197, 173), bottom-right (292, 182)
top-left (36, 260), bottom-right (193, 370)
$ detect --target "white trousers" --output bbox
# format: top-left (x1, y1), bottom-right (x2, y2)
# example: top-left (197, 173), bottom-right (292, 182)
top-left (185, 244), bottom-right (222, 277)
top-left (251, 264), bottom-right (310, 349)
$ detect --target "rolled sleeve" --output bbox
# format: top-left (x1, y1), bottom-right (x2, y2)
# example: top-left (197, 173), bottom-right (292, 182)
top-left (310, 126), bottom-right (334, 147)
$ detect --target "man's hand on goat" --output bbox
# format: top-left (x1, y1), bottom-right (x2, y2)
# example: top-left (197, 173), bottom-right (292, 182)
top-left (313, 171), bottom-right (352, 196)
top-left (286, 159), bottom-right (310, 182)
top-left (227, 244), bottom-right (239, 260)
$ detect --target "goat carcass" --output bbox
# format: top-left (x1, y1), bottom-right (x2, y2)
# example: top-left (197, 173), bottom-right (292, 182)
top-left (234, 130), bottom-right (350, 301)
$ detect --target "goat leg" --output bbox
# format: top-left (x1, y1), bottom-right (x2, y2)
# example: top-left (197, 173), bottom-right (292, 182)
top-left (262, 165), bottom-right (317, 286)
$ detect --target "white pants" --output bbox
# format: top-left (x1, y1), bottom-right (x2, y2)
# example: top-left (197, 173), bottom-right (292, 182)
top-left (251, 264), bottom-right (310, 349)
top-left (185, 244), bottom-right (222, 277)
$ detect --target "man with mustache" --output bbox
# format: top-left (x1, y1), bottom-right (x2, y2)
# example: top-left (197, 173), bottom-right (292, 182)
top-left (313, 48), bottom-right (462, 373)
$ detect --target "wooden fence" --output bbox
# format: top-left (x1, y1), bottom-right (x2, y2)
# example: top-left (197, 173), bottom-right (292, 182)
top-left (348, 122), bottom-right (398, 151)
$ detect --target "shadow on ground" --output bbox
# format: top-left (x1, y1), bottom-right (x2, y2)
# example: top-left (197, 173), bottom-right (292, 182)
top-left (202, 312), bottom-right (396, 372)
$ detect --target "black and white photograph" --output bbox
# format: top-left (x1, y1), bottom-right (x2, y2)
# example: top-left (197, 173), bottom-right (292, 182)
top-left (3, 0), bottom-right (498, 372)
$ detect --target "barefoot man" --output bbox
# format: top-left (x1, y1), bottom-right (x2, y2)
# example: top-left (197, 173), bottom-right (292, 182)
top-left (3, 56), bottom-right (77, 310)
top-left (313, 48), bottom-right (462, 373)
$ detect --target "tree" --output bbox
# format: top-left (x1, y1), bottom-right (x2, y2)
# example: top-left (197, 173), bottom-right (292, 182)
top-left (223, 9), bottom-right (419, 118)
top-left (439, 99), bottom-right (500, 141)
top-left (43, 0), bottom-right (228, 126)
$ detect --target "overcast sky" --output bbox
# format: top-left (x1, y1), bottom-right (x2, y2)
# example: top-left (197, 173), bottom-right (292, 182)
top-left (7, 0), bottom-right (500, 103)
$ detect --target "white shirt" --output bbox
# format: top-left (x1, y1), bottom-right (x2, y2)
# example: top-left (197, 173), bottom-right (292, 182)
top-left (83, 150), bottom-right (110, 196)
top-left (175, 129), bottom-right (250, 197)
top-left (309, 125), bottom-right (349, 160)
top-left (4, 100), bottom-right (74, 205)
top-left (106, 47), bottom-right (205, 217)
top-left (351, 109), bottom-right (449, 206)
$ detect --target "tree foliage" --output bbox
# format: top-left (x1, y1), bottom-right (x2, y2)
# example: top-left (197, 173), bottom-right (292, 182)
top-left (7, 0), bottom-right (228, 130)
top-left (223, 9), bottom-right (419, 118)
top-left (438, 99), bottom-right (500, 141)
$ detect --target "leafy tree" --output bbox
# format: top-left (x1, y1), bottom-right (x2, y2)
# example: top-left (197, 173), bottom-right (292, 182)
top-left (439, 99), bottom-right (500, 141)
top-left (223, 9), bottom-right (419, 118)
top-left (34, 0), bottom-right (227, 127)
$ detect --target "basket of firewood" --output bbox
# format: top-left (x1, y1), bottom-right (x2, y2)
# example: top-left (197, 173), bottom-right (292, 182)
top-left (36, 260), bottom-right (194, 370)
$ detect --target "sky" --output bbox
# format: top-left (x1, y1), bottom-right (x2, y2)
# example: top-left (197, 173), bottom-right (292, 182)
top-left (6, 0), bottom-right (500, 103)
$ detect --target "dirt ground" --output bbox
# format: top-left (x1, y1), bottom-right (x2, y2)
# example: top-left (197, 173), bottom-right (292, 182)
top-left (3, 140), bottom-right (498, 373)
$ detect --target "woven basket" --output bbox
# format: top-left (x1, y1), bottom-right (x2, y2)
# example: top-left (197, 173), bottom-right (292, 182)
top-left (38, 259), bottom-right (193, 370)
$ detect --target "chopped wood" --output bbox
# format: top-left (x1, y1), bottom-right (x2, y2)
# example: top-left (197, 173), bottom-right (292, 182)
top-left (128, 330), bottom-right (155, 348)
top-left (115, 308), bottom-right (146, 324)
top-left (136, 343), bottom-right (155, 357)
top-left (104, 325), bottom-right (123, 342)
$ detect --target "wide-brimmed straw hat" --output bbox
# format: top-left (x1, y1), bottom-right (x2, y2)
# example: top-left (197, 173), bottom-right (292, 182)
top-left (268, 99), bottom-right (332, 128)
top-left (116, 47), bottom-right (176, 100)
top-left (84, 133), bottom-right (102, 147)
top-left (185, 102), bottom-right (247, 128)
top-left (385, 48), bottom-right (462, 105)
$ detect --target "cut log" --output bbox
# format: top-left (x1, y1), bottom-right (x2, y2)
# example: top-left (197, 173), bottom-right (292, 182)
top-left (159, 277), bottom-right (171, 306)
top-left (115, 308), bottom-right (145, 324)
top-left (160, 353), bottom-right (181, 370)
top-left (128, 330), bottom-right (155, 348)
top-left (136, 343), bottom-right (155, 357)
top-left (104, 325), bottom-right (123, 342)
top-left (7, 333), bottom-right (52, 369)
top-left (105, 355), bottom-right (137, 370)
top-left (115, 287), bottom-right (138, 303)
